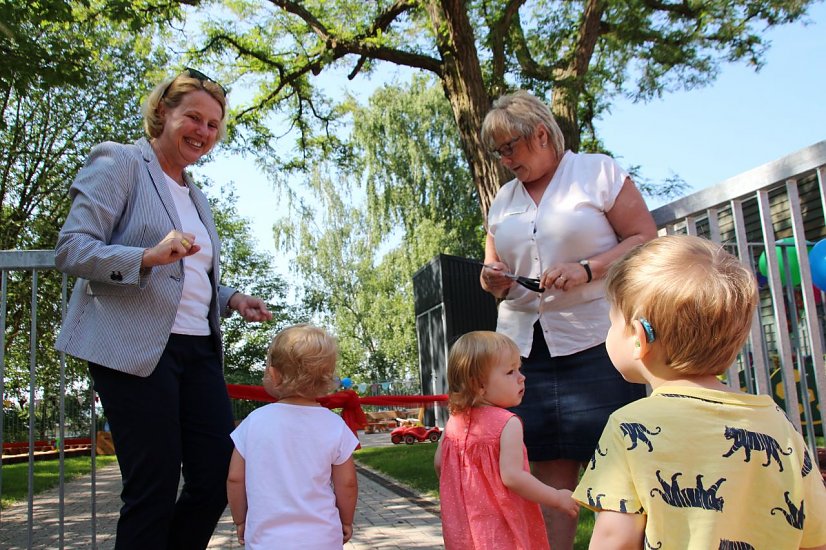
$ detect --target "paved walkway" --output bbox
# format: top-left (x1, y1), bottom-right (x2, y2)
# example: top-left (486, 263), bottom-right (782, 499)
top-left (0, 432), bottom-right (444, 549)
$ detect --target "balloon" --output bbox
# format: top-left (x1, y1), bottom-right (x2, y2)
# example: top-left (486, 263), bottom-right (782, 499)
top-left (758, 237), bottom-right (811, 287)
top-left (341, 377), bottom-right (353, 389)
top-left (808, 239), bottom-right (826, 291)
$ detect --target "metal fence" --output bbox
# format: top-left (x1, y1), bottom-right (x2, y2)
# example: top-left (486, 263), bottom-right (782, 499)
top-left (0, 250), bottom-right (105, 549)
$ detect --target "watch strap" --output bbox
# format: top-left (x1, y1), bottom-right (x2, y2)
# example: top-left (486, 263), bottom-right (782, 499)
top-left (580, 260), bottom-right (592, 283)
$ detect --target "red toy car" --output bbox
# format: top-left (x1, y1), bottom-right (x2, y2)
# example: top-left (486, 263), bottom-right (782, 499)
top-left (390, 424), bottom-right (442, 445)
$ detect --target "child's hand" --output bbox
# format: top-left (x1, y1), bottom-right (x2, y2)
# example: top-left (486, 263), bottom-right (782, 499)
top-left (342, 523), bottom-right (353, 543)
top-left (553, 489), bottom-right (580, 518)
top-left (235, 522), bottom-right (245, 545)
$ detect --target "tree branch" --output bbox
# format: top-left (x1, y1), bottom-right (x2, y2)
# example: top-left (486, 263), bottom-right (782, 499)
top-left (270, 0), bottom-right (331, 41)
top-left (510, 10), bottom-right (568, 81)
top-left (268, 0), bottom-right (441, 75)
top-left (364, 0), bottom-right (420, 37)
top-left (640, 0), bottom-right (701, 18)
top-left (487, 0), bottom-right (525, 95)
top-left (572, 0), bottom-right (606, 79)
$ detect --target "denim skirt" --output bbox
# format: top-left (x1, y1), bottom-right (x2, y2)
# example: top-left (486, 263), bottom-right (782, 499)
top-left (509, 322), bottom-right (646, 462)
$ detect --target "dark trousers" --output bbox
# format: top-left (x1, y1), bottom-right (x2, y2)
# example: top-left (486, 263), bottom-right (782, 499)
top-left (90, 334), bottom-right (235, 550)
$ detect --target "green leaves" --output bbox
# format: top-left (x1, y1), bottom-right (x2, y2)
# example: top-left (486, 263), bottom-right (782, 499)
top-left (269, 78), bottom-right (483, 384)
top-left (353, 76), bottom-right (483, 258)
top-left (0, 4), bottom-right (169, 427)
top-left (209, 183), bottom-right (302, 383)
top-left (185, 0), bottom-right (815, 212)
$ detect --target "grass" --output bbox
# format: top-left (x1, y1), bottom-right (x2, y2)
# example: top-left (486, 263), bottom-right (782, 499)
top-left (1, 456), bottom-right (118, 509)
top-left (353, 442), bottom-right (595, 549)
top-left (355, 443), bottom-right (440, 498)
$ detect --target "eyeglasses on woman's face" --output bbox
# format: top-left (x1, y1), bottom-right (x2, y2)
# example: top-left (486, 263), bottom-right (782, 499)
top-left (491, 135), bottom-right (523, 159)
top-left (163, 67), bottom-right (227, 98)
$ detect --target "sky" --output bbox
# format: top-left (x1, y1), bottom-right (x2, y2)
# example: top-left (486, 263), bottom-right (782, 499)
top-left (198, 3), bottom-right (826, 263)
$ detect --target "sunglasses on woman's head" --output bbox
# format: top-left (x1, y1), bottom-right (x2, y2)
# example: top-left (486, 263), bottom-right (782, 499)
top-left (162, 67), bottom-right (227, 98)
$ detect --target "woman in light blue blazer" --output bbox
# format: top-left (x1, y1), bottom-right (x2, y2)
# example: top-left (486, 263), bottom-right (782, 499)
top-left (55, 68), bottom-right (272, 550)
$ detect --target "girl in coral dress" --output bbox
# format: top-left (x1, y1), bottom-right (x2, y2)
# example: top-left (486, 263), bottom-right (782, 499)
top-left (435, 331), bottom-right (579, 549)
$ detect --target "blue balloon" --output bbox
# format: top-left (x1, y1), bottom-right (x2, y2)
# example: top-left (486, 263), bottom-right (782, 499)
top-left (341, 377), bottom-right (353, 389)
top-left (809, 240), bottom-right (826, 291)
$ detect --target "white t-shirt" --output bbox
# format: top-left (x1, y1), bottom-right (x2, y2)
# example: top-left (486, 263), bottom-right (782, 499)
top-left (164, 175), bottom-right (213, 335)
top-left (487, 151), bottom-right (628, 357)
top-left (231, 403), bottom-right (360, 550)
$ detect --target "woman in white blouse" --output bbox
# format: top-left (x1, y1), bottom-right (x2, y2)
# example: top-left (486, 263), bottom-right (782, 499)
top-left (479, 90), bottom-right (657, 548)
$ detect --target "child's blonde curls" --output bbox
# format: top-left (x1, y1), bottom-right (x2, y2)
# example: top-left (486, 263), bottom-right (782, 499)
top-left (266, 324), bottom-right (339, 399)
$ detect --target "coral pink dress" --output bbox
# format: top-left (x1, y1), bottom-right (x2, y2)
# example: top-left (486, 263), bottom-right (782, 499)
top-left (439, 406), bottom-right (550, 549)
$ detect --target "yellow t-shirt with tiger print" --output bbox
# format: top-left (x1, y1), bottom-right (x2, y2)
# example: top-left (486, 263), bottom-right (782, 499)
top-left (573, 386), bottom-right (826, 549)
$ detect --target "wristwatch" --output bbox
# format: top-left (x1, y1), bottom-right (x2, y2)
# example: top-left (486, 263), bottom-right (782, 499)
top-left (579, 259), bottom-right (592, 283)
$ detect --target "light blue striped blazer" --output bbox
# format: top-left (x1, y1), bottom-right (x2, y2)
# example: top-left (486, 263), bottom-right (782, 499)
top-left (55, 138), bottom-right (236, 377)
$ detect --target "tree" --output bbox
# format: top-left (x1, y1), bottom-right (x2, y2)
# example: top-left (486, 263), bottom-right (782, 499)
top-left (274, 169), bottom-right (423, 383)
top-left (209, 183), bottom-right (302, 384)
top-left (0, 0), bottom-right (185, 92)
top-left (0, 22), bottom-right (168, 421)
top-left (191, 0), bottom-right (812, 215)
top-left (273, 78), bottom-right (486, 383)
top-left (0, 40), bottom-right (163, 252)
top-left (353, 75), bottom-right (484, 257)
top-left (0, 0), bottom-right (98, 91)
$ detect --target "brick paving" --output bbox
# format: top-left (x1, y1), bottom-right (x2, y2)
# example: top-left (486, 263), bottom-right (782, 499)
top-left (0, 464), bottom-right (120, 549)
top-left (0, 431), bottom-right (444, 549)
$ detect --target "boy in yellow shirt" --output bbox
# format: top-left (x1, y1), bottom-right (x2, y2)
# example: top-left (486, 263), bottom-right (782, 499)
top-left (574, 235), bottom-right (826, 549)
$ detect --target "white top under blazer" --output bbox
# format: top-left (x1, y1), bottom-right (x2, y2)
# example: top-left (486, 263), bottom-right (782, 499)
top-left (164, 173), bottom-right (213, 335)
top-left (487, 151), bottom-right (629, 358)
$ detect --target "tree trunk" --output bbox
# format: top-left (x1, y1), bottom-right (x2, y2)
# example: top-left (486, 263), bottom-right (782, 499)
top-left (551, 84), bottom-right (580, 153)
top-left (425, 0), bottom-right (508, 219)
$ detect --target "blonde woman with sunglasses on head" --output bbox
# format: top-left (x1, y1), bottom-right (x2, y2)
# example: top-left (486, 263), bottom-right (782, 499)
top-left (55, 68), bottom-right (272, 549)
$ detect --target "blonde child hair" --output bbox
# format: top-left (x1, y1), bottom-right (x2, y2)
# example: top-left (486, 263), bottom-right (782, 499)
top-left (265, 324), bottom-right (338, 399)
top-left (447, 331), bottom-right (520, 414)
top-left (605, 235), bottom-right (758, 376)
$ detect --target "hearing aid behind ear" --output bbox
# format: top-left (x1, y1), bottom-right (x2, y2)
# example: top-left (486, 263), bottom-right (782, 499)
top-left (639, 318), bottom-right (656, 343)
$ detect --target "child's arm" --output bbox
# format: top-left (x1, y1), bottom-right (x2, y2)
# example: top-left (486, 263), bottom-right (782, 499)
top-left (332, 456), bottom-right (358, 543)
top-left (589, 509), bottom-right (646, 549)
top-left (434, 438), bottom-right (443, 478)
top-left (226, 449), bottom-right (247, 545)
top-left (499, 417), bottom-right (579, 517)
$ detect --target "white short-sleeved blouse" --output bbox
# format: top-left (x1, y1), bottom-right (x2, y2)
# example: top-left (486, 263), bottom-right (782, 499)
top-left (487, 150), bottom-right (628, 357)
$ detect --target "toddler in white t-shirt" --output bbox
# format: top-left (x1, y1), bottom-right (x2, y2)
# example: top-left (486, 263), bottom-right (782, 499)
top-left (227, 324), bottom-right (359, 549)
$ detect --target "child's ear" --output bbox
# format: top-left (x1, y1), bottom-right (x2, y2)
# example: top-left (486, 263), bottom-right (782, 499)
top-left (631, 320), bottom-right (651, 360)
top-left (266, 364), bottom-right (282, 383)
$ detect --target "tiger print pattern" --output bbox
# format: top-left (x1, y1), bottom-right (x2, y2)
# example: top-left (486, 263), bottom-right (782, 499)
top-left (620, 422), bottom-right (661, 452)
top-left (722, 426), bottom-right (792, 471)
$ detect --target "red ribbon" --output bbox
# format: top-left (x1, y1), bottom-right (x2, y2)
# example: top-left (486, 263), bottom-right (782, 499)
top-left (226, 384), bottom-right (447, 439)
